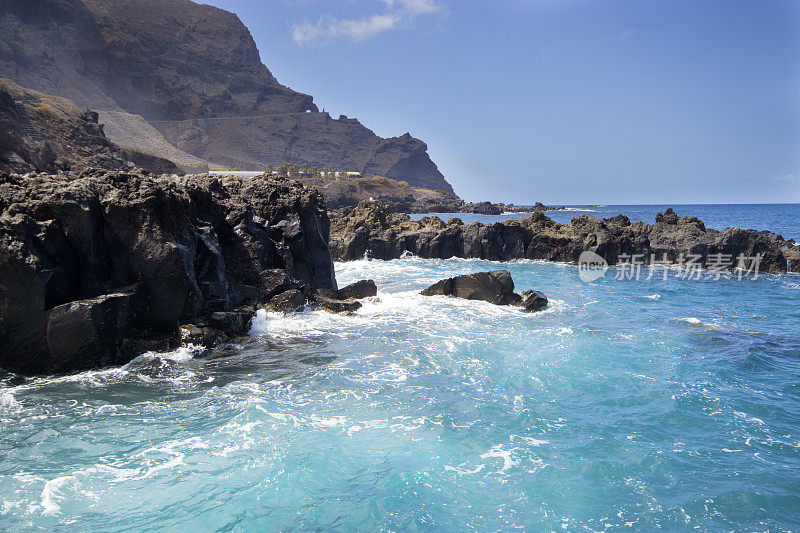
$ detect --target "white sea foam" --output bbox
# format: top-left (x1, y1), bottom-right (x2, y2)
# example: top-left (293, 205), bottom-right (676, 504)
top-left (444, 464), bottom-right (486, 475)
top-left (510, 434), bottom-right (549, 446)
top-left (480, 445), bottom-right (519, 473)
top-left (123, 346), bottom-right (200, 367)
top-left (40, 476), bottom-right (74, 516)
top-left (680, 317), bottom-right (718, 328)
top-left (644, 294), bottom-right (661, 300)
top-left (250, 282), bottom-right (552, 346)
top-left (0, 391), bottom-right (21, 411)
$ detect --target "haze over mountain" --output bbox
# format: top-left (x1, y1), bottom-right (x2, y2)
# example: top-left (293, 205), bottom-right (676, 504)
top-left (0, 76), bottom-right (179, 174)
top-left (0, 0), bottom-right (453, 192)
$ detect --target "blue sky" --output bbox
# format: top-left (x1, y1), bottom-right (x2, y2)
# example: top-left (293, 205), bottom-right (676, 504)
top-left (205, 0), bottom-right (800, 204)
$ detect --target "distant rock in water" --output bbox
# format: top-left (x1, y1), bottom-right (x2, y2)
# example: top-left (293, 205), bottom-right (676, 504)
top-left (461, 201), bottom-right (503, 215)
top-left (517, 290), bottom-right (548, 311)
top-left (336, 280), bottom-right (378, 300)
top-left (421, 270), bottom-right (548, 311)
top-left (0, 0), bottom-right (453, 192)
top-left (0, 169), bottom-right (337, 375)
top-left (330, 202), bottom-right (794, 273)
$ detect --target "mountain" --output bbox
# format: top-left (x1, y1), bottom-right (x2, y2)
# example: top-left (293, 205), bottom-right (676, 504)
top-left (0, 0), bottom-right (454, 192)
top-left (0, 77), bottom-right (178, 174)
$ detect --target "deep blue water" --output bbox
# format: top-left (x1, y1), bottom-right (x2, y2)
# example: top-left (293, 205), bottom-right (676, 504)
top-left (1, 256), bottom-right (799, 530)
top-left (411, 204), bottom-right (800, 241)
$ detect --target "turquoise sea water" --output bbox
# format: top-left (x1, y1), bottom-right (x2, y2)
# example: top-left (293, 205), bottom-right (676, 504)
top-left (2, 256), bottom-right (799, 530)
top-left (411, 203), bottom-right (800, 241)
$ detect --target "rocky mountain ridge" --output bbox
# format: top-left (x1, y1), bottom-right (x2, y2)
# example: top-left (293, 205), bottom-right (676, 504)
top-left (0, 0), bottom-right (453, 192)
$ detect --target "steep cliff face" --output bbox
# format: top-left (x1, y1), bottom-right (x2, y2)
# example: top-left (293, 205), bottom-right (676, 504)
top-left (0, 0), bottom-right (312, 118)
top-left (0, 0), bottom-right (454, 192)
top-left (81, 0), bottom-right (315, 120)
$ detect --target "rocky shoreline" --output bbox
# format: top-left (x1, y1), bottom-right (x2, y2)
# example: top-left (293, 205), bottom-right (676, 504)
top-left (329, 202), bottom-right (797, 273)
top-left (2, 171), bottom-right (797, 375)
top-left (0, 169), bottom-right (373, 375)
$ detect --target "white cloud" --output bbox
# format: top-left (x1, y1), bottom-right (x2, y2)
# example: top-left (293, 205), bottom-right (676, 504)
top-left (292, 0), bottom-right (444, 46)
top-left (384, 0), bottom-right (442, 15)
top-left (774, 173), bottom-right (800, 183)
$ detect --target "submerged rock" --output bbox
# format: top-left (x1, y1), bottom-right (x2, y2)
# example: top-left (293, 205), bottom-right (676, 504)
top-left (421, 270), bottom-right (547, 311)
top-left (515, 290), bottom-right (548, 311)
top-left (207, 310), bottom-right (255, 337)
top-left (311, 295), bottom-right (362, 314)
top-left (336, 279), bottom-right (377, 300)
top-left (0, 169), bottom-right (336, 374)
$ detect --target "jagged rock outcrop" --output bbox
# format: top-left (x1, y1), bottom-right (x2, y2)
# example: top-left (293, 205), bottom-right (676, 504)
top-left (330, 203), bottom-right (794, 273)
top-left (0, 77), bottom-right (178, 174)
top-left (0, 169), bottom-right (337, 374)
top-left (421, 270), bottom-right (548, 311)
top-left (0, 0), bottom-right (453, 191)
top-left (298, 279), bottom-right (377, 315)
top-left (299, 174), bottom-right (462, 213)
top-left (335, 279), bottom-right (377, 300)
top-left (422, 270), bottom-right (518, 304)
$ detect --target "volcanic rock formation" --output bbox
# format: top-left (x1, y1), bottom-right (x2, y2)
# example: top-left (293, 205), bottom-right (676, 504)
top-left (421, 270), bottom-right (548, 311)
top-left (329, 203), bottom-right (794, 274)
top-left (0, 169), bottom-right (337, 374)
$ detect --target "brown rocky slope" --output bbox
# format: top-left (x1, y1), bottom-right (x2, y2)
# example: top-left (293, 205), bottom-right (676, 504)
top-left (0, 77), bottom-right (178, 174)
top-left (297, 173), bottom-right (556, 214)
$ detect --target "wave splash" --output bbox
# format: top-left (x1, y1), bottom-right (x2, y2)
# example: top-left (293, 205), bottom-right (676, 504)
top-left (1, 257), bottom-right (798, 530)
